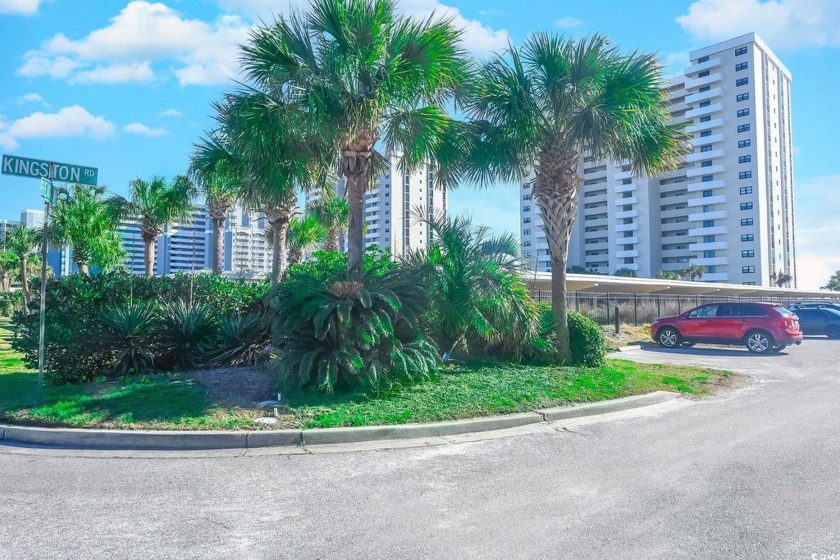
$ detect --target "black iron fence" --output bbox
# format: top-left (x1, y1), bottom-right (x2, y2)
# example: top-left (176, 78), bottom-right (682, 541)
top-left (532, 291), bottom-right (836, 326)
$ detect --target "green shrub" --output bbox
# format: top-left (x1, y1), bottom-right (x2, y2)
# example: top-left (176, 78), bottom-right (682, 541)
top-left (269, 268), bottom-right (440, 393)
top-left (158, 302), bottom-right (219, 370)
top-left (0, 292), bottom-right (21, 317)
top-left (12, 272), bottom-right (269, 383)
top-left (568, 310), bottom-right (606, 367)
top-left (285, 246), bottom-right (398, 284)
top-left (212, 312), bottom-right (271, 367)
top-left (98, 302), bottom-right (158, 376)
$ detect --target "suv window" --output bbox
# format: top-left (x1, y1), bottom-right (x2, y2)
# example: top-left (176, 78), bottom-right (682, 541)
top-left (776, 306), bottom-right (795, 317)
top-left (796, 309), bottom-right (825, 319)
top-left (742, 304), bottom-right (770, 317)
top-left (689, 305), bottom-right (718, 318)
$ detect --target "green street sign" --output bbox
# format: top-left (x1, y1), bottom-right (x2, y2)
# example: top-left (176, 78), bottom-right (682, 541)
top-left (40, 177), bottom-right (52, 202)
top-left (2, 154), bottom-right (98, 186)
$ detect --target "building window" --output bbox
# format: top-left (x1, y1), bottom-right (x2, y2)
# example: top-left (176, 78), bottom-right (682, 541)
top-left (523, 240), bottom-right (531, 247)
top-left (742, 266), bottom-right (756, 273)
top-left (698, 70), bottom-right (710, 78)
top-left (743, 281), bottom-right (756, 285)
top-left (703, 190), bottom-right (713, 197)
top-left (701, 160), bottom-right (713, 167)
top-left (742, 250), bottom-right (755, 258)
top-left (735, 46), bottom-right (748, 56)
top-left (737, 108), bottom-right (750, 117)
top-left (703, 220), bottom-right (715, 228)
top-left (740, 186), bottom-right (753, 195)
top-left (736, 77), bottom-right (749, 86)
top-left (740, 202), bottom-right (753, 210)
top-left (702, 175), bottom-right (714, 182)
top-left (735, 62), bottom-right (748, 71)
top-left (522, 194), bottom-right (531, 200)
top-left (703, 235), bottom-right (716, 243)
top-left (741, 218), bottom-right (754, 226)
top-left (699, 85), bottom-right (711, 92)
top-left (522, 183), bottom-right (531, 189)
top-left (523, 229), bottom-right (531, 235)
top-left (738, 139), bottom-right (751, 148)
top-left (741, 234), bottom-right (755, 241)
top-left (700, 130), bottom-right (712, 137)
top-left (697, 56), bottom-right (709, 63)
top-left (701, 144), bottom-right (712, 152)
top-left (738, 155), bottom-right (752, 164)
top-left (523, 205), bottom-right (531, 212)
top-left (699, 100), bottom-right (711, 108)
top-left (700, 116), bottom-right (712, 123)
top-left (739, 171), bottom-right (752, 179)
top-left (736, 92), bottom-right (749, 102)
top-left (703, 250), bottom-right (716, 258)
top-left (737, 124), bottom-right (750, 133)
top-left (523, 217), bottom-right (531, 224)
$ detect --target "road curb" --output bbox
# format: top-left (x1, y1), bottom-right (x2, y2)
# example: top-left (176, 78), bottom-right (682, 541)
top-left (0, 391), bottom-right (681, 451)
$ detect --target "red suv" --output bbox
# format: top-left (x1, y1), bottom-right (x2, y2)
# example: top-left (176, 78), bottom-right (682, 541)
top-left (651, 302), bottom-right (803, 354)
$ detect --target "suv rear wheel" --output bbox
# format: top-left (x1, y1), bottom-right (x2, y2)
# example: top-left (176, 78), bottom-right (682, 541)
top-left (826, 326), bottom-right (840, 340)
top-left (657, 327), bottom-right (681, 348)
top-left (745, 330), bottom-right (774, 354)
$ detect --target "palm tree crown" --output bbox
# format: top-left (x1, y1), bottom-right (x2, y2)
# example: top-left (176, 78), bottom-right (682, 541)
top-left (464, 33), bottom-right (687, 361)
top-left (239, 0), bottom-right (471, 278)
top-left (286, 215), bottom-right (326, 265)
top-left (7, 226), bottom-right (42, 310)
top-left (189, 153), bottom-right (241, 274)
top-left (307, 191), bottom-right (348, 252)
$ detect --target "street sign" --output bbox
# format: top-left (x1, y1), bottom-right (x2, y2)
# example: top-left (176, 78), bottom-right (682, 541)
top-left (1, 154), bottom-right (98, 186)
top-left (40, 177), bottom-right (52, 202)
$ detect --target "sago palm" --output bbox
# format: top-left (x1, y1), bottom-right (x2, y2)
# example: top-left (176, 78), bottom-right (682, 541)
top-left (239, 0), bottom-right (471, 279)
top-left (189, 155), bottom-right (240, 274)
top-left (308, 192), bottom-right (348, 252)
top-left (7, 226), bottom-right (41, 310)
top-left (49, 184), bottom-right (125, 275)
top-left (110, 176), bottom-right (196, 276)
top-left (464, 34), bottom-right (687, 361)
top-left (286, 215), bottom-right (325, 265)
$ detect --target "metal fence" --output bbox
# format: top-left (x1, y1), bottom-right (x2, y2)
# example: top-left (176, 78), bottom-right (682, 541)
top-left (532, 291), bottom-right (836, 326)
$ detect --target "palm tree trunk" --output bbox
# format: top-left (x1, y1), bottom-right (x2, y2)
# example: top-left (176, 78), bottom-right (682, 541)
top-left (142, 233), bottom-right (156, 277)
top-left (77, 262), bottom-right (89, 275)
top-left (324, 229), bottom-right (339, 253)
top-left (533, 145), bottom-right (582, 364)
top-left (212, 217), bottom-right (225, 275)
top-left (345, 173), bottom-right (366, 279)
top-left (270, 217), bottom-right (290, 284)
top-left (20, 255), bottom-right (30, 311)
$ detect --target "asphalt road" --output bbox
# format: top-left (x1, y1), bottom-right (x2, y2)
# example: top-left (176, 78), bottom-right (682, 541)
top-left (2, 339), bottom-right (840, 560)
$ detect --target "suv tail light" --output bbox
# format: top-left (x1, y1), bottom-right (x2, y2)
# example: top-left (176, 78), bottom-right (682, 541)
top-left (777, 317), bottom-right (798, 329)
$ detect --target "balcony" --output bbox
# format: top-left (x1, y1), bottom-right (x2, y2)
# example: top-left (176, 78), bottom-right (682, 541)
top-left (584, 217), bottom-right (609, 228)
top-left (687, 163), bottom-right (725, 177)
top-left (687, 179), bottom-right (725, 192)
top-left (687, 194), bottom-right (727, 207)
top-left (685, 72), bottom-right (723, 90)
top-left (685, 103), bottom-right (724, 120)
top-left (615, 236), bottom-right (638, 245)
top-left (661, 249), bottom-right (691, 259)
top-left (614, 183), bottom-right (637, 193)
top-left (618, 263), bottom-right (640, 271)
top-left (616, 249), bottom-right (639, 259)
top-left (685, 149), bottom-right (724, 163)
top-left (686, 118), bottom-right (723, 134)
top-left (660, 208), bottom-right (688, 219)
top-left (691, 257), bottom-right (728, 266)
top-left (613, 170), bottom-right (634, 181)
top-left (615, 223), bottom-right (638, 233)
top-left (690, 133), bottom-right (724, 146)
top-left (702, 272), bottom-right (730, 282)
top-left (614, 196), bottom-right (637, 206)
top-left (685, 87), bottom-right (723, 104)
top-left (688, 225), bottom-right (727, 237)
top-left (688, 210), bottom-right (727, 222)
top-left (685, 57), bottom-right (722, 75)
top-left (615, 209), bottom-right (638, 219)
top-left (689, 241), bottom-right (728, 251)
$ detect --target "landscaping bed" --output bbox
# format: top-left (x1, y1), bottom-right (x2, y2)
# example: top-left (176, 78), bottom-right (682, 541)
top-left (1, 319), bottom-right (735, 432)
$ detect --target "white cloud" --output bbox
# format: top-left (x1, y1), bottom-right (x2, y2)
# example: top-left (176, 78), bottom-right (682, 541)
top-left (677, 0), bottom-right (840, 49)
top-left (663, 52), bottom-right (690, 78)
top-left (123, 122), bottom-right (169, 137)
top-left (16, 92), bottom-right (46, 105)
top-left (70, 62), bottom-right (155, 84)
top-left (0, 116), bottom-right (17, 149)
top-left (555, 17), bottom-right (583, 28)
top-left (793, 174), bottom-right (840, 289)
top-left (2, 106), bottom-right (115, 144)
top-left (477, 9), bottom-right (503, 16)
top-left (18, 1), bottom-right (251, 86)
top-left (0, 0), bottom-right (47, 16)
top-left (158, 108), bottom-right (183, 117)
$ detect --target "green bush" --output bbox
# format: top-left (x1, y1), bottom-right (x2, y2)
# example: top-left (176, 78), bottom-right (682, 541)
top-left (98, 302), bottom-right (158, 376)
top-left (285, 246), bottom-right (398, 284)
top-left (0, 292), bottom-right (21, 317)
top-left (12, 272), bottom-right (269, 383)
top-left (158, 302), bottom-right (219, 370)
top-left (212, 312), bottom-right (271, 367)
top-left (568, 310), bottom-right (606, 367)
top-left (269, 268), bottom-right (440, 393)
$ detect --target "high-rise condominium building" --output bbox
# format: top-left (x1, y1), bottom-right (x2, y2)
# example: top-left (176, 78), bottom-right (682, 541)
top-left (520, 33), bottom-right (796, 287)
top-left (307, 150), bottom-right (447, 258)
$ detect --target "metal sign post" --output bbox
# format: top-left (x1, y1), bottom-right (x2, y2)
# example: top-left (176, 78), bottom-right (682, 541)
top-left (36, 173), bottom-right (54, 401)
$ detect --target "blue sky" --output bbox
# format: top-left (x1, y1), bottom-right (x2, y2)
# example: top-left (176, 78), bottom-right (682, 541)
top-left (0, 0), bottom-right (838, 288)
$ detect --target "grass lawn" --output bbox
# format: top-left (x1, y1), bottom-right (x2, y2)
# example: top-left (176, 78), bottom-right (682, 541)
top-left (0, 317), bottom-right (732, 431)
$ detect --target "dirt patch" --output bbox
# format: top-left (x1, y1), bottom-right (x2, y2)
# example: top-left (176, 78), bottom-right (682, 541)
top-left (603, 324), bottom-right (651, 350)
top-left (187, 366), bottom-right (277, 408)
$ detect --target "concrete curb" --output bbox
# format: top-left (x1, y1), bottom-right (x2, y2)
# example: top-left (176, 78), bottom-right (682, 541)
top-left (0, 391), bottom-right (680, 451)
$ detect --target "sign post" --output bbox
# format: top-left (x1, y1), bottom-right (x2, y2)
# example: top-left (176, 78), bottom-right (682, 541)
top-left (2, 154), bottom-right (99, 399)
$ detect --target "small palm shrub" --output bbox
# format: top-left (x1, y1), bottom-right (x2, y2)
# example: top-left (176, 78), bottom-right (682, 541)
top-left (269, 268), bottom-right (440, 393)
top-left (158, 302), bottom-right (219, 370)
top-left (98, 302), bottom-right (158, 376)
top-left (212, 312), bottom-right (271, 367)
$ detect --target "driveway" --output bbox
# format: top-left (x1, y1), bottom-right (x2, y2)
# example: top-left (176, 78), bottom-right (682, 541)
top-left (1, 340), bottom-right (839, 559)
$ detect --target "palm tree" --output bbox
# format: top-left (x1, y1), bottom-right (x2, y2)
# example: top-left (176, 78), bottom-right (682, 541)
top-left (656, 270), bottom-right (678, 280)
top-left (48, 184), bottom-right (124, 275)
top-left (775, 273), bottom-right (792, 288)
top-left (681, 264), bottom-right (706, 281)
top-left (7, 226), bottom-right (41, 309)
top-left (463, 34), bottom-right (686, 361)
top-left (614, 268), bottom-right (638, 278)
top-left (110, 176), bottom-right (195, 276)
top-left (823, 271), bottom-right (840, 292)
top-left (308, 192), bottom-right (348, 252)
top-left (286, 215), bottom-right (326, 265)
top-left (239, 0), bottom-right (471, 279)
top-left (0, 249), bottom-right (18, 292)
top-left (189, 154), bottom-right (240, 274)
